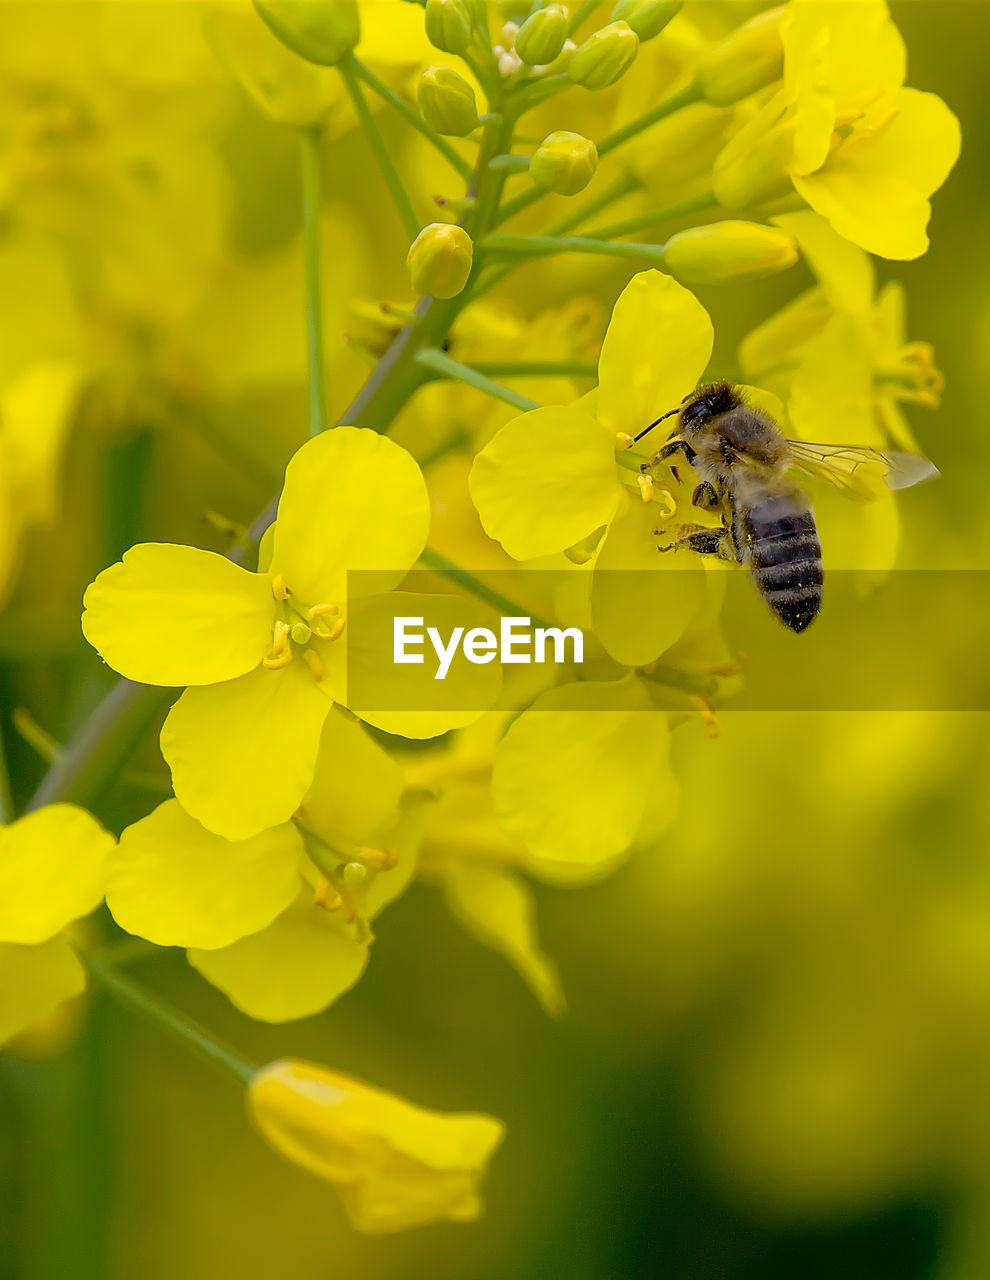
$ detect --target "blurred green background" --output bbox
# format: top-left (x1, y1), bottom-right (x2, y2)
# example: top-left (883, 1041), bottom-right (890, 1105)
top-left (2, 2), bottom-right (989, 1277)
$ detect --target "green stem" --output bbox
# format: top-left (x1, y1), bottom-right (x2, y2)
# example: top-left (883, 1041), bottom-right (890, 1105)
top-left (0, 720), bottom-right (13, 822)
top-left (338, 59), bottom-right (420, 239)
top-left (589, 190), bottom-right (718, 241)
top-left (545, 171), bottom-right (641, 234)
top-left (488, 154), bottom-right (530, 172)
top-left (414, 347), bottom-right (539, 411)
top-left (346, 55), bottom-right (473, 181)
top-left (597, 81), bottom-right (703, 157)
top-left (568, 0), bottom-right (603, 32)
top-left (301, 125), bottom-right (329, 438)
top-left (86, 955), bottom-right (256, 1086)
top-left (471, 359), bottom-right (596, 378)
top-left (419, 548), bottom-right (554, 630)
top-left (482, 232), bottom-right (667, 263)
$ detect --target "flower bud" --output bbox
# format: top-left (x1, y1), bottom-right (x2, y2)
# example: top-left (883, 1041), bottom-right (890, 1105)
top-left (417, 66), bottom-right (479, 137)
top-left (663, 220), bottom-right (798, 284)
top-left (515, 4), bottom-right (568, 66)
top-left (253, 0), bottom-right (360, 66)
top-left (697, 6), bottom-right (785, 106)
top-left (407, 223), bottom-right (474, 298)
top-left (247, 1060), bottom-right (505, 1232)
top-left (497, 0), bottom-right (531, 20)
top-left (713, 116), bottom-right (794, 209)
top-left (609, 0), bottom-right (682, 42)
top-left (425, 0), bottom-right (474, 54)
top-left (568, 21), bottom-right (639, 90)
top-left (531, 131), bottom-right (599, 196)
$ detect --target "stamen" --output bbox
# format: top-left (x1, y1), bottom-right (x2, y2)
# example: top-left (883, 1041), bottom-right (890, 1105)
top-left (307, 602), bottom-right (339, 619)
top-left (654, 488), bottom-right (677, 519)
top-left (270, 620), bottom-right (290, 655)
top-left (357, 846), bottom-right (398, 871)
top-left (637, 474), bottom-right (654, 503)
top-left (615, 431), bottom-right (634, 450)
top-left (263, 648), bottom-right (293, 670)
top-left (689, 694), bottom-right (720, 738)
top-left (302, 648), bottom-right (325, 682)
top-left (314, 878), bottom-right (342, 912)
top-left (325, 618), bottom-right (345, 642)
top-left (271, 574), bottom-right (289, 601)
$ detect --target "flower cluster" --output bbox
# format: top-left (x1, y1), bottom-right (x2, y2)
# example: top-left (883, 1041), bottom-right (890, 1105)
top-left (0, 0), bottom-right (959, 1243)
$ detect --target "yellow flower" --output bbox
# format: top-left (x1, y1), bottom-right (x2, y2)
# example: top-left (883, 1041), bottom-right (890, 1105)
top-left (247, 1058), bottom-right (505, 1232)
top-left (713, 0), bottom-right (960, 259)
top-left (469, 269), bottom-right (714, 666)
top-left (0, 805), bottom-right (115, 1046)
top-left (82, 427), bottom-right (430, 841)
top-left (106, 711), bottom-right (418, 1022)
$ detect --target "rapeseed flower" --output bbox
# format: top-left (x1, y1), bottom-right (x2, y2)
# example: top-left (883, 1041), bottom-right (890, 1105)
top-left (0, 805), bottom-right (115, 1045)
top-left (713, 0), bottom-right (960, 260)
top-left (469, 269), bottom-right (714, 666)
top-left (82, 427), bottom-right (430, 841)
top-left (247, 1058), bottom-right (505, 1232)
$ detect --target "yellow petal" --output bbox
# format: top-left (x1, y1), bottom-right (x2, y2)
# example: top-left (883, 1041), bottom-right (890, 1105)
top-left (82, 543), bottom-right (275, 687)
top-left (247, 1058), bottom-right (505, 1232)
top-left (783, 0), bottom-right (906, 105)
top-left (300, 711), bottom-right (404, 847)
top-left (591, 492), bottom-right (707, 666)
top-left (357, 0), bottom-right (434, 64)
top-left (442, 864), bottom-right (565, 1016)
top-left (597, 270), bottom-right (713, 437)
top-left (469, 404), bottom-right (619, 561)
top-left (772, 211), bottom-right (875, 317)
top-left (189, 894), bottom-right (369, 1022)
top-left (493, 676), bottom-right (675, 875)
top-left (0, 805), bottom-right (114, 945)
top-left (792, 168), bottom-right (929, 261)
top-left (271, 427), bottom-right (429, 604)
top-left (787, 312), bottom-right (878, 444)
top-left (324, 592), bottom-right (503, 739)
top-left (0, 361), bottom-right (86, 524)
top-left (161, 660), bottom-right (332, 841)
top-left (0, 937), bottom-right (86, 1048)
top-left (108, 800), bottom-right (304, 950)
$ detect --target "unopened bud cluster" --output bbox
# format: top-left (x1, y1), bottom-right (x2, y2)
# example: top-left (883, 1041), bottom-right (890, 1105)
top-left (253, 0), bottom-right (360, 65)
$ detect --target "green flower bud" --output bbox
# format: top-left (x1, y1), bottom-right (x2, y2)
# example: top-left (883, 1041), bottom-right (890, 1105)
top-left (697, 6), bottom-right (785, 106)
top-left (425, 0), bottom-right (474, 54)
top-left (568, 21), bottom-right (639, 91)
top-left (515, 4), bottom-right (568, 66)
top-left (417, 65), bottom-right (479, 136)
top-left (253, 0), bottom-right (360, 66)
top-left (530, 131), bottom-right (599, 196)
top-left (609, 0), bottom-right (681, 42)
top-left (406, 223), bottom-right (474, 298)
top-left (662, 220), bottom-right (797, 284)
top-left (497, 0), bottom-right (531, 21)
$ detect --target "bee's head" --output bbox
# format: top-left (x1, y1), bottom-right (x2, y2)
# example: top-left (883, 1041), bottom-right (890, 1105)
top-left (678, 381), bottom-right (741, 432)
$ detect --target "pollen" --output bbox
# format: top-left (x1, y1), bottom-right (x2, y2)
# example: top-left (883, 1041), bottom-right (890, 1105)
top-left (271, 574), bottom-right (290, 601)
top-left (637, 474), bottom-right (654, 503)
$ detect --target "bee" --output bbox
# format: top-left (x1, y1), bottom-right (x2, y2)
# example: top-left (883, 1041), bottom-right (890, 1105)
top-left (636, 382), bottom-right (938, 633)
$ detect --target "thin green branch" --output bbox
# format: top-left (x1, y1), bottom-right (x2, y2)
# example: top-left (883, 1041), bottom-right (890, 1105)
top-left (418, 548), bottom-right (554, 630)
top-left (0, 722), bottom-right (13, 823)
top-left (338, 59), bottom-right (420, 240)
top-left (568, 0), bottom-right (604, 33)
top-left (588, 190), bottom-right (719, 241)
top-left (597, 80), bottom-right (704, 157)
top-left (301, 125), bottom-right (329, 438)
top-left (414, 347), bottom-right (540, 411)
top-left (471, 359), bottom-right (596, 378)
top-left (481, 232), bottom-right (667, 263)
top-left (86, 954), bottom-right (256, 1085)
top-left (345, 55), bottom-right (473, 181)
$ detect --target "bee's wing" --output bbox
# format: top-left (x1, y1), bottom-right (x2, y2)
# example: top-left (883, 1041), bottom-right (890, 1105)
top-left (785, 440), bottom-right (939, 500)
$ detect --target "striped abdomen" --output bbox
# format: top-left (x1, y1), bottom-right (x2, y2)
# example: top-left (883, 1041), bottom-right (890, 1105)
top-left (736, 492), bottom-right (823, 633)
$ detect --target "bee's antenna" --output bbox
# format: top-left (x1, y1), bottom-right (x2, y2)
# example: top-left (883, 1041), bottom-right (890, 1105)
top-left (632, 406), bottom-right (681, 444)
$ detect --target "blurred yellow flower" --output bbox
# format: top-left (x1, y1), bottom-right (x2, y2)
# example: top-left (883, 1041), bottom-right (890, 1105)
top-left (713, 0), bottom-right (961, 259)
top-left (0, 804), bottom-right (115, 1046)
top-left (82, 427), bottom-right (430, 840)
top-left (247, 1058), bottom-right (505, 1232)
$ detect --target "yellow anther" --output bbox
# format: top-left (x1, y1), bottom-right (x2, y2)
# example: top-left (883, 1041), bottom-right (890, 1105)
top-left (637, 474), bottom-right (654, 503)
top-left (302, 648), bottom-right (325, 682)
top-left (270, 620), bottom-right (291, 655)
top-left (263, 648), bottom-right (294, 670)
top-left (615, 431), bottom-right (634, 450)
top-left (689, 694), bottom-right (721, 738)
top-left (314, 878), bottom-right (343, 912)
top-left (308, 602), bottom-right (339, 618)
top-left (271, 574), bottom-right (290, 601)
top-left (325, 618), bottom-right (346, 642)
top-left (653, 488), bottom-right (677, 519)
top-left (357, 846), bottom-right (398, 871)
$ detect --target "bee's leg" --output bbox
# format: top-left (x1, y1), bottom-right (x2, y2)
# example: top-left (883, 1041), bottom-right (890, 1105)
top-left (658, 526), bottom-right (735, 562)
top-left (691, 481), bottom-right (720, 511)
top-left (643, 438), bottom-right (697, 471)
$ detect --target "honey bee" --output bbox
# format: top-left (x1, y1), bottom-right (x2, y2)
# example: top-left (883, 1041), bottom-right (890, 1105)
top-left (637, 382), bottom-right (938, 633)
